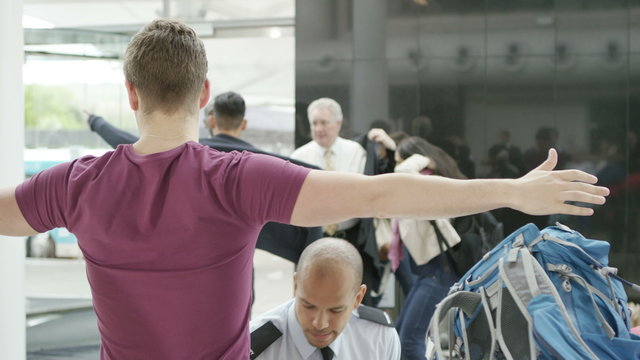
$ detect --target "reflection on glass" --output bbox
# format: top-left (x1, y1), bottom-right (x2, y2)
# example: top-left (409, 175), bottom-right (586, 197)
top-left (295, 0), bottom-right (638, 281)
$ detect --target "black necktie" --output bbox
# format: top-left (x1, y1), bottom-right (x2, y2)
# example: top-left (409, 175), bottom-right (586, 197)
top-left (320, 346), bottom-right (334, 360)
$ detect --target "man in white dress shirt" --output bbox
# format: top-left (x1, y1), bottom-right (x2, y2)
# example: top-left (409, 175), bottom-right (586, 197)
top-left (291, 98), bottom-right (366, 174)
top-left (249, 238), bottom-right (401, 360)
top-left (291, 98), bottom-right (384, 305)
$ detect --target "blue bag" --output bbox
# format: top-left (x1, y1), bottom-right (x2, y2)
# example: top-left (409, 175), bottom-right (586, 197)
top-left (427, 223), bottom-right (640, 360)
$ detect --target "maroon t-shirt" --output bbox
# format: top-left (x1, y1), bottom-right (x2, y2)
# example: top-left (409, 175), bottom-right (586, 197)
top-left (16, 141), bottom-right (311, 359)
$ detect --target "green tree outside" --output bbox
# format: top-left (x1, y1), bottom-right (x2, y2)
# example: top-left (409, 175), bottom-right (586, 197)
top-left (25, 84), bottom-right (83, 130)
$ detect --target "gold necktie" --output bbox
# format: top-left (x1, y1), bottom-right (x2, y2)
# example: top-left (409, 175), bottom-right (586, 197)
top-left (323, 149), bottom-right (334, 171)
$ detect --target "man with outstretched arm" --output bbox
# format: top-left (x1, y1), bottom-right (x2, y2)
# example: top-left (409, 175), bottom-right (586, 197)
top-left (0, 19), bottom-right (608, 360)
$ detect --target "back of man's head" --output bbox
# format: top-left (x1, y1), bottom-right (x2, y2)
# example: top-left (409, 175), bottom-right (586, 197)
top-left (204, 91), bottom-right (246, 131)
top-left (123, 19), bottom-right (208, 114)
top-left (307, 98), bottom-right (343, 124)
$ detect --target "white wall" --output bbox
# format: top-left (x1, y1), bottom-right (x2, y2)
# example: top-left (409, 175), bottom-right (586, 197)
top-left (0, 0), bottom-right (26, 359)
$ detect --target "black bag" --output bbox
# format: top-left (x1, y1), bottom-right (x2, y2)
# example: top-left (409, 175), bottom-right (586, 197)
top-left (431, 212), bottom-right (504, 277)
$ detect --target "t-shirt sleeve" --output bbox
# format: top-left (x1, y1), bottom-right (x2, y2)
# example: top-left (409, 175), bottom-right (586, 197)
top-left (15, 162), bottom-right (71, 233)
top-left (223, 152), bottom-right (311, 226)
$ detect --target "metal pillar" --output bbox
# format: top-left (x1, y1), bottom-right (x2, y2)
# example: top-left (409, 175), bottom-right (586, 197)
top-left (351, 0), bottom-right (389, 134)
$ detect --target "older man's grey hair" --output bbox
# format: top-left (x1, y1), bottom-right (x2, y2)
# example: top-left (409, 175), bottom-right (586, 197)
top-left (296, 238), bottom-right (363, 290)
top-left (307, 98), bottom-right (343, 124)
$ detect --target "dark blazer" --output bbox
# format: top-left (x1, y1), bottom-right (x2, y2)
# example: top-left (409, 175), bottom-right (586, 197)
top-left (352, 134), bottom-right (397, 302)
top-left (88, 115), bottom-right (322, 263)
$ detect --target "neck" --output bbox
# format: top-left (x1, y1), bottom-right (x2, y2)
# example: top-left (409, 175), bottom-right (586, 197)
top-left (214, 128), bottom-right (243, 138)
top-left (133, 111), bottom-right (199, 155)
top-left (318, 138), bottom-right (338, 150)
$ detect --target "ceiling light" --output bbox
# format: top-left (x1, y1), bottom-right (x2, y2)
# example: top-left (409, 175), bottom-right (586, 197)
top-left (269, 27), bottom-right (282, 39)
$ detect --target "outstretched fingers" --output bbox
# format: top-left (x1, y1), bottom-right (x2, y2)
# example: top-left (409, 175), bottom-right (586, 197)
top-left (560, 180), bottom-right (610, 197)
top-left (560, 190), bottom-right (607, 206)
top-left (553, 169), bottom-right (599, 184)
top-left (557, 203), bottom-right (595, 216)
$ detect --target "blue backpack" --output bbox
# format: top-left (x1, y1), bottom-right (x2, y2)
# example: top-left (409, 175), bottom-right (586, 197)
top-left (427, 223), bottom-right (640, 360)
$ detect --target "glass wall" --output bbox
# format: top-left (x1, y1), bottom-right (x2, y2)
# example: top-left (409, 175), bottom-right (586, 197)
top-left (296, 0), bottom-right (640, 285)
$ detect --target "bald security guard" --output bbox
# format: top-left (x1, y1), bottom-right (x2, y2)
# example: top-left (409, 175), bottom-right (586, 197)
top-left (249, 238), bottom-right (400, 360)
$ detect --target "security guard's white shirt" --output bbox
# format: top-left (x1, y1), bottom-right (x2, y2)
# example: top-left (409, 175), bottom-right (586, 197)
top-left (250, 299), bottom-right (401, 360)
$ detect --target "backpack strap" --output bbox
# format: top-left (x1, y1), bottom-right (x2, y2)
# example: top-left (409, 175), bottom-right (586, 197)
top-left (430, 220), bottom-right (458, 275)
top-left (428, 291), bottom-right (493, 360)
top-left (250, 321), bottom-right (282, 360)
top-left (356, 305), bottom-right (393, 327)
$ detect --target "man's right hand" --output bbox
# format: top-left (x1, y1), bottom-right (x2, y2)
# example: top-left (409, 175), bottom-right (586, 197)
top-left (511, 148), bottom-right (609, 216)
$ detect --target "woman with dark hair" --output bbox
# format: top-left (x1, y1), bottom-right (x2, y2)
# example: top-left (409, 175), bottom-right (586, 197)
top-left (391, 136), bottom-right (464, 359)
top-left (395, 136), bottom-right (467, 180)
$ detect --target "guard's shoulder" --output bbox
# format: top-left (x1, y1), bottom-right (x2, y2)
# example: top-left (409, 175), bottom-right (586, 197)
top-left (355, 305), bottom-right (394, 327)
top-left (250, 321), bottom-right (282, 360)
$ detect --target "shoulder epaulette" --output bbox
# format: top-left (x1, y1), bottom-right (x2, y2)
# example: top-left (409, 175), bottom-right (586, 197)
top-left (356, 305), bottom-right (394, 327)
top-left (250, 321), bottom-right (282, 360)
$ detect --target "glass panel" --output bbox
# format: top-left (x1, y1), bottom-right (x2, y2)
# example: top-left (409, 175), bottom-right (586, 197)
top-left (487, 0), bottom-right (554, 57)
top-left (388, 58), bottom-right (420, 137)
top-left (295, 59), bottom-right (353, 147)
top-left (419, 0), bottom-right (486, 60)
top-left (556, 0), bottom-right (628, 57)
top-left (631, 1), bottom-right (640, 54)
top-left (481, 55), bottom-right (555, 233)
top-left (24, 58), bottom-right (132, 151)
top-left (554, 53), bottom-right (627, 243)
top-left (418, 56), bottom-right (486, 180)
top-left (296, 0), bottom-right (353, 61)
top-left (386, 0), bottom-right (420, 60)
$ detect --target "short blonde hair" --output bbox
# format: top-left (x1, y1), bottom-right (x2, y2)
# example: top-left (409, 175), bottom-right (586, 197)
top-left (123, 19), bottom-right (208, 114)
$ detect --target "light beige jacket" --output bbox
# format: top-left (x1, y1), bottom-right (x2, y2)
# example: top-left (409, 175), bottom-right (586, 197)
top-left (394, 154), bottom-right (461, 266)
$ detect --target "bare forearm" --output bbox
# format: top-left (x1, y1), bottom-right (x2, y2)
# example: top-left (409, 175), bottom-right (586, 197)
top-left (290, 162), bottom-right (608, 227)
top-left (291, 171), bottom-right (513, 226)
top-left (369, 174), bottom-right (513, 219)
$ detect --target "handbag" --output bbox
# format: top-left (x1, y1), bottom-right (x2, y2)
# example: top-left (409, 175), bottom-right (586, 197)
top-left (430, 212), bottom-right (503, 277)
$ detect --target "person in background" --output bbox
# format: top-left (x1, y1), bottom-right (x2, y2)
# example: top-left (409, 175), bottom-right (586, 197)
top-left (487, 129), bottom-right (524, 178)
top-left (390, 136), bottom-right (466, 360)
top-left (291, 98), bottom-right (383, 305)
top-left (250, 238), bottom-right (400, 360)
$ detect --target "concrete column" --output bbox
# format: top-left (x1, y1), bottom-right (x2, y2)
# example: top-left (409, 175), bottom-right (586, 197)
top-left (0, 0), bottom-right (26, 359)
top-left (351, 0), bottom-right (388, 134)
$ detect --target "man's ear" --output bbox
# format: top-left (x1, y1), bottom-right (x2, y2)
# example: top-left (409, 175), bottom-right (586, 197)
top-left (208, 116), bottom-right (217, 130)
top-left (199, 79), bottom-right (211, 109)
top-left (125, 80), bottom-right (139, 111)
top-left (353, 284), bottom-right (366, 308)
top-left (240, 119), bottom-right (248, 131)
